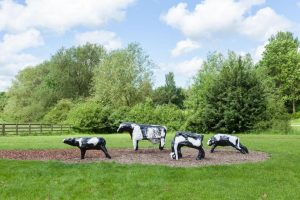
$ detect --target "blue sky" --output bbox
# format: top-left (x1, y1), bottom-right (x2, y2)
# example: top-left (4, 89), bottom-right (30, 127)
top-left (1, 0), bottom-right (300, 91)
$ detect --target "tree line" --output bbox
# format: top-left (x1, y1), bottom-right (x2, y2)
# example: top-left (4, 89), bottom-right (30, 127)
top-left (0, 31), bottom-right (300, 133)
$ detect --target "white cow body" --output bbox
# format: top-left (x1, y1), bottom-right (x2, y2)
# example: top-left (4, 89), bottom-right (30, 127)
top-left (118, 122), bottom-right (167, 150)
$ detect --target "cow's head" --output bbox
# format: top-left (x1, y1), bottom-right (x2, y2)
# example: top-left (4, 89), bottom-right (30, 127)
top-left (63, 138), bottom-right (77, 146)
top-left (117, 122), bottom-right (134, 133)
top-left (207, 137), bottom-right (216, 146)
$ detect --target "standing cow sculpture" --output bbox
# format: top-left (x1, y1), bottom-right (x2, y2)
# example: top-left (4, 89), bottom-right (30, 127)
top-left (170, 132), bottom-right (205, 160)
top-left (117, 122), bottom-right (167, 150)
top-left (207, 134), bottom-right (249, 154)
top-left (63, 137), bottom-right (111, 159)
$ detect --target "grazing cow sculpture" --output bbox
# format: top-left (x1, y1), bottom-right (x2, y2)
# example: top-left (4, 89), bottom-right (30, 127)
top-left (207, 134), bottom-right (249, 154)
top-left (117, 122), bottom-right (167, 150)
top-left (170, 132), bottom-right (205, 160)
top-left (63, 137), bottom-right (111, 159)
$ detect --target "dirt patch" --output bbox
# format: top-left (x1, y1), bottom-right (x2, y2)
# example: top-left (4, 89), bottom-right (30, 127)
top-left (0, 148), bottom-right (269, 167)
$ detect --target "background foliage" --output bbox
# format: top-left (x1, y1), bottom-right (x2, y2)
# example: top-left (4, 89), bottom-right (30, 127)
top-left (1, 31), bottom-right (299, 133)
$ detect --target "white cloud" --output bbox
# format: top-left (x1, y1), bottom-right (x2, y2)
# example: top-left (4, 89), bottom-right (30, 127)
top-left (0, 30), bottom-right (43, 91)
top-left (0, 0), bottom-right (135, 32)
top-left (162, 0), bottom-right (293, 41)
top-left (0, 29), bottom-right (44, 53)
top-left (239, 7), bottom-right (292, 40)
top-left (171, 39), bottom-right (200, 57)
top-left (174, 57), bottom-right (203, 77)
top-left (75, 30), bottom-right (122, 51)
top-left (155, 57), bottom-right (204, 88)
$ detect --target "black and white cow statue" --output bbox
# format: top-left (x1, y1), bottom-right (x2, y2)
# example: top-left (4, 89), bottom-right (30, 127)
top-left (207, 134), bottom-right (249, 154)
top-left (170, 132), bottom-right (205, 160)
top-left (117, 122), bottom-right (167, 151)
top-left (63, 137), bottom-right (111, 159)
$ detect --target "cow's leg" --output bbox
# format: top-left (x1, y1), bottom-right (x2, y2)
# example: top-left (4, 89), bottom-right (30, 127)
top-left (210, 144), bottom-right (217, 153)
top-left (174, 142), bottom-right (179, 160)
top-left (240, 143), bottom-right (249, 153)
top-left (176, 144), bottom-right (183, 159)
top-left (133, 139), bottom-right (139, 151)
top-left (159, 137), bottom-right (165, 150)
top-left (196, 146), bottom-right (205, 160)
top-left (177, 144), bottom-right (183, 158)
top-left (100, 145), bottom-right (111, 159)
top-left (232, 144), bottom-right (246, 154)
top-left (80, 148), bottom-right (86, 159)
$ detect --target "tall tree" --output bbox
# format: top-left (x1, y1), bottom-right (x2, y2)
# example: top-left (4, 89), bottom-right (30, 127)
top-left (185, 52), bottom-right (267, 133)
top-left (3, 64), bottom-right (50, 122)
top-left (259, 31), bottom-right (300, 113)
top-left (93, 43), bottom-right (153, 107)
top-left (153, 72), bottom-right (185, 108)
top-left (49, 43), bottom-right (106, 99)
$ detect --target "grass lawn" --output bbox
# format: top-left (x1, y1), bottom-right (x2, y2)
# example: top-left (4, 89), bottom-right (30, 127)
top-left (0, 133), bottom-right (300, 200)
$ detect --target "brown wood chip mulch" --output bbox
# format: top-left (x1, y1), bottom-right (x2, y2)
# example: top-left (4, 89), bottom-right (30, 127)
top-left (0, 148), bottom-right (269, 167)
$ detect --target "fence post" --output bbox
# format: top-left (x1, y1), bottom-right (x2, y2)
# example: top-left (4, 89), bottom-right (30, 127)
top-left (61, 124), bottom-right (63, 134)
top-left (51, 124), bottom-right (53, 132)
top-left (2, 124), bottom-right (4, 135)
top-left (40, 124), bottom-right (42, 134)
top-left (29, 123), bottom-right (31, 135)
top-left (16, 123), bottom-right (18, 135)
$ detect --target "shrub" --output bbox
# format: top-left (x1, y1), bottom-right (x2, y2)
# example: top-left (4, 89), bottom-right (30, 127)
top-left (66, 100), bottom-right (112, 132)
top-left (43, 99), bottom-right (74, 123)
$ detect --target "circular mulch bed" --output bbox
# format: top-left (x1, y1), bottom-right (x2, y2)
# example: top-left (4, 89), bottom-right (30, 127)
top-left (0, 148), bottom-right (269, 167)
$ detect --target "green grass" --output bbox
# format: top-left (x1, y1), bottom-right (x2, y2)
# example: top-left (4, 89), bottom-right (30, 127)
top-left (1, 133), bottom-right (300, 199)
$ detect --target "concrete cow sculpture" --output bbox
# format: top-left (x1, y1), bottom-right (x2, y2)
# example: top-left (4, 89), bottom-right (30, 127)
top-left (117, 122), bottom-right (167, 150)
top-left (170, 132), bottom-right (205, 160)
top-left (63, 137), bottom-right (111, 159)
top-left (207, 134), bottom-right (249, 154)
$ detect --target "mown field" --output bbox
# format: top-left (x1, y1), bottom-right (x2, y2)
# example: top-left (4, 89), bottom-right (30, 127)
top-left (0, 133), bottom-right (300, 200)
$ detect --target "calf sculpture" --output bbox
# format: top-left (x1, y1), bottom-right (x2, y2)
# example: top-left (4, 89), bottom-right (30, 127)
top-left (207, 134), bottom-right (249, 154)
top-left (170, 132), bottom-right (205, 160)
top-left (63, 137), bottom-right (111, 159)
top-left (117, 122), bottom-right (167, 150)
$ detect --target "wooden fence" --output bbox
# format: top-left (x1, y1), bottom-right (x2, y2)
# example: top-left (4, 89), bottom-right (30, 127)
top-left (0, 124), bottom-right (72, 135)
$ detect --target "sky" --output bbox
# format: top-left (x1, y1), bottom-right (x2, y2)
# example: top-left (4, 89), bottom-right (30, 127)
top-left (0, 0), bottom-right (300, 91)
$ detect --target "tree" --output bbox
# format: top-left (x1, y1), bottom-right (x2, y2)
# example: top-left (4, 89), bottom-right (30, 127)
top-left (185, 52), bottom-right (267, 133)
top-left (48, 43), bottom-right (106, 99)
top-left (3, 64), bottom-right (50, 122)
top-left (0, 92), bottom-right (7, 113)
top-left (259, 31), bottom-right (300, 113)
top-left (93, 43), bottom-right (153, 107)
top-left (153, 72), bottom-right (185, 108)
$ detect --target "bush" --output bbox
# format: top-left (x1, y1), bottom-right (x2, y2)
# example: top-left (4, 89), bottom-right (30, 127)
top-left (43, 99), bottom-right (74, 123)
top-left (65, 100), bottom-right (112, 132)
top-left (123, 101), bottom-right (186, 131)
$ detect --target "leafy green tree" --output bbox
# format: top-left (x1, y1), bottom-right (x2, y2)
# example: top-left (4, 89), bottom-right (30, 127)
top-left (153, 72), bottom-right (185, 108)
top-left (0, 92), bottom-right (7, 122)
top-left (259, 31), bottom-right (300, 113)
top-left (93, 43), bottom-right (153, 107)
top-left (3, 64), bottom-right (50, 122)
top-left (3, 44), bottom-right (106, 122)
top-left (184, 52), bottom-right (223, 111)
top-left (49, 43), bottom-right (106, 99)
top-left (185, 52), bottom-right (267, 133)
top-left (0, 92), bottom-right (7, 113)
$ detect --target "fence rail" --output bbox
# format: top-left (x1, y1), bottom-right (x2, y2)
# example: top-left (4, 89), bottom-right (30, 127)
top-left (0, 123), bottom-right (72, 135)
